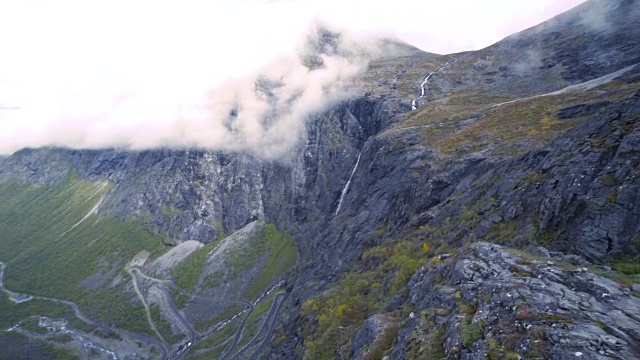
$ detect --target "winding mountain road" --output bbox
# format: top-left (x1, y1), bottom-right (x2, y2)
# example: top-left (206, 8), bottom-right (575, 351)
top-left (159, 286), bottom-right (196, 360)
top-left (230, 291), bottom-right (287, 359)
top-left (127, 267), bottom-right (167, 344)
top-left (217, 296), bottom-right (254, 360)
top-left (130, 266), bottom-right (261, 359)
top-left (249, 293), bottom-right (289, 359)
top-left (0, 261), bottom-right (169, 360)
top-left (2, 259), bottom-right (288, 360)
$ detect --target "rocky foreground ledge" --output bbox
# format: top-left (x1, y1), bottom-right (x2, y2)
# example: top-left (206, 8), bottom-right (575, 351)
top-left (357, 242), bottom-right (640, 360)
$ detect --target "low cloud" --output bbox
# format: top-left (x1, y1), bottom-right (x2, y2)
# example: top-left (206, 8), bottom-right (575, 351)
top-left (0, 0), bottom-right (592, 158)
top-left (0, 25), bottom-right (397, 159)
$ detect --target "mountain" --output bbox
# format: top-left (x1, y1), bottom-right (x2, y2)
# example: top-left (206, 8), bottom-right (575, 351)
top-left (1, 0), bottom-right (639, 359)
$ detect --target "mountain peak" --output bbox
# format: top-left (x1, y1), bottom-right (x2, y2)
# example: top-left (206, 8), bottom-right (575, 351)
top-left (1, 1), bottom-right (639, 359)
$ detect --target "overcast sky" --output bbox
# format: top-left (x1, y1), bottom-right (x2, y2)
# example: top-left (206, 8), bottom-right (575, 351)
top-left (0, 0), bottom-right (587, 155)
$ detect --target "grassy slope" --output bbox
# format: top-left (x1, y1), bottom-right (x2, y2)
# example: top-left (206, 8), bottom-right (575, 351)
top-left (171, 223), bottom-right (297, 355)
top-left (0, 331), bottom-right (80, 360)
top-left (172, 223), bottom-right (297, 300)
top-left (0, 176), bottom-right (168, 334)
top-left (173, 240), bottom-right (220, 291)
top-left (242, 224), bottom-right (297, 300)
top-left (301, 240), bottom-right (436, 360)
top-left (381, 55), bottom-right (640, 158)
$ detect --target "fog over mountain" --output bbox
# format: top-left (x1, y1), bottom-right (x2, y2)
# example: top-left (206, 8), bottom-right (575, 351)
top-left (1, 1), bottom-right (639, 359)
top-left (1, 25), bottom-right (393, 159)
top-left (0, 0), bottom-right (585, 157)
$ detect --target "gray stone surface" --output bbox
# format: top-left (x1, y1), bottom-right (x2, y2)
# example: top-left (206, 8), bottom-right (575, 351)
top-left (387, 242), bottom-right (640, 359)
top-left (0, 0), bottom-right (639, 358)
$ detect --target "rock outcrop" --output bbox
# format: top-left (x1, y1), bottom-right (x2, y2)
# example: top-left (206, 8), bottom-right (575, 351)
top-left (0, 0), bottom-right (639, 359)
top-left (388, 242), bottom-right (640, 359)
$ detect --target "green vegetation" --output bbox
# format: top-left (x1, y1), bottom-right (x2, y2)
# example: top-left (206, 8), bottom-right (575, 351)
top-left (600, 173), bottom-right (618, 186)
top-left (407, 326), bottom-right (445, 360)
top-left (0, 332), bottom-right (80, 360)
top-left (486, 329), bottom-right (544, 360)
top-left (171, 288), bottom-right (191, 309)
top-left (78, 286), bottom-right (151, 335)
top-left (487, 221), bottom-right (520, 245)
top-left (610, 237), bottom-right (640, 276)
top-left (301, 240), bottom-right (436, 359)
top-left (460, 315), bottom-right (484, 348)
top-left (173, 223), bottom-right (297, 299)
top-left (406, 309), bottom-right (449, 359)
top-left (505, 352), bottom-right (521, 360)
top-left (193, 303), bottom-right (244, 333)
top-left (150, 304), bottom-right (176, 342)
top-left (232, 288), bottom-right (282, 352)
top-left (173, 241), bottom-right (218, 291)
top-left (20, 316), bottom-right (48, 334)
top-left (161, 204), bottom-right (181, 218)
top-left (0, 295), bottom-right (71, 329)
top-left (191, 320), bottom-right (239, 357)
top-left (242, 224), bottom-right (297, 300)
top-left (67, 317), bottom-right (98, 334)
top-left (435, 94), bottom-right (581, 156)
top-left (487, 337), bottom-right (503, 360)
top-left (364, 321), bottom-right (400, 360)
top-left (398, 90), bottom-right (514, 131)
top-left (594, 267), bottom-right (640, 288)
top-left (612, 257), bottom-right (640, 275)
top-left (527, 327), bottom-right (547, 359)
top-left (0, 177), bottom-right (169, 334)
top-left (51, 333), bottom-right (74, 343)
top-left (386, 69), bottom-right (639, 159)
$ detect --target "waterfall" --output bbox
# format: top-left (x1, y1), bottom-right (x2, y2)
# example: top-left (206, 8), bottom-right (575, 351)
top-left (335, 152), bottom-right (362, 215)
top-left (411, 58), bottom-right (456, 110)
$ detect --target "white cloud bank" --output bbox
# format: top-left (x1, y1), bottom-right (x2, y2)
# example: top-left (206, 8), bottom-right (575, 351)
top-left (0, 0), bottom-right (586, 157)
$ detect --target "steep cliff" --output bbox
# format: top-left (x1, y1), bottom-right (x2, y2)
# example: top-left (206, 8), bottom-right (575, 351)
top-left (0, 0), bottom-right (639, 359)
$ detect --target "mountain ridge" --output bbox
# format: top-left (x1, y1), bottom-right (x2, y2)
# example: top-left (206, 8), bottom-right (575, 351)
top-left (1, 0), bottom-right (639, 359)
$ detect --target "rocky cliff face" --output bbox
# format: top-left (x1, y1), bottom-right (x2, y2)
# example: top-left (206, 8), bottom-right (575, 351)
top-left (1, 0), bottom-right (639, 359)
top-left (394, 242), bottom-right (640, 360)
top-left (0, 94), bottom-right (394, 245)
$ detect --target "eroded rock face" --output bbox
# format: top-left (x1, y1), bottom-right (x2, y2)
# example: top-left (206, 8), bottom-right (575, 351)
top-left (2, 68), bottom-right (639, 360)
top-left (446, 0), bottom-right (640, 98)
top-left (350, 314), bottom-right (396, 360)
top-left (388, 89), bottom-right (640, 266)
top-left (1, 1), bottom-right (639, 358)
top-left (0, 95), bottom-right (394, 247)
top-left (390, 242), bottom-right (640, 360)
